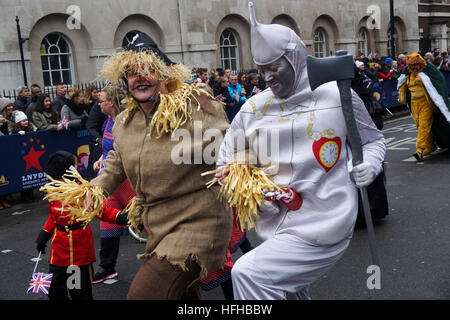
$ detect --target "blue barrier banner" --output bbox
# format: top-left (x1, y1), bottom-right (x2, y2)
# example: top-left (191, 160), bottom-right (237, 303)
top-left (0, 127), bottom-right (90, 195)
top-left (380, 80), bottom-right (401, 108)
top-left (371, 79), bottom-right (402, 109)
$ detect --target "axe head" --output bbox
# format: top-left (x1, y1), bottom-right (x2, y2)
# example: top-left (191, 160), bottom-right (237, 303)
top-left (307, 51), bottom-right (355, 91)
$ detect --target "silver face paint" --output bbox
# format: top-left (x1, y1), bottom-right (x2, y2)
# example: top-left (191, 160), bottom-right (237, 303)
top-left (258, 57), bottom-right (295, 98)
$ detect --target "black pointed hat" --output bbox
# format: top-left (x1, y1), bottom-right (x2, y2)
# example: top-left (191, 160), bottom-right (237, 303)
top-left (125, 32), bottom-right (175, 66)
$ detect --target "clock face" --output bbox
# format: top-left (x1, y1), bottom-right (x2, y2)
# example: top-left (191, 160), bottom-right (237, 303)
top-left (319, 141), bottom-right (339, 167)
top-left (312, 136), bottom-right (342, 172)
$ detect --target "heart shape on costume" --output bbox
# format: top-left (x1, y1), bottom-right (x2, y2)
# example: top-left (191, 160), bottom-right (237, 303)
top-left (312, 136), bottom-right (342, 172)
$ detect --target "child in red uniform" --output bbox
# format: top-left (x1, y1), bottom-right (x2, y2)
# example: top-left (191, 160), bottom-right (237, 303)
top-left (35, 151), bottom-right (128, 300)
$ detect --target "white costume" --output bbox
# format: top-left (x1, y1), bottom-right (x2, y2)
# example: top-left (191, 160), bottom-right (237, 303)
top-left (216, 3), bottom-right (386, 300)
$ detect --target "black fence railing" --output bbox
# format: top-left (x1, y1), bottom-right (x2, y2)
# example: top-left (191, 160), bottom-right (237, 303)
top-left (1, 81), bottom-right (108, 101)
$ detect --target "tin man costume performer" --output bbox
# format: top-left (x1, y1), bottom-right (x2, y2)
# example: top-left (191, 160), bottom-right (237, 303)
top-left (88, 32), bottom-right (232, 299)
top-left (216, 3), bottom-right (386, 299)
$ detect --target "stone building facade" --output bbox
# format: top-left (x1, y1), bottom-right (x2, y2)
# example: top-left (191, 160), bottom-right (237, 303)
top-left (418, 0), bottom-right (450, 52)
top-left (0, 0), bottom-right (420, 90)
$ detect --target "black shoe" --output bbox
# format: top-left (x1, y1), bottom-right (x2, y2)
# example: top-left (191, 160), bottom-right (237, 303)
top-left (92, 268), bottom-right (118, 284)
top-left (413, 152), bottom-right (423, 162)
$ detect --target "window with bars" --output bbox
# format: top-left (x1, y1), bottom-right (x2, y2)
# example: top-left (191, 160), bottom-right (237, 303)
top-left (387, 28), bottom-right (398, 57)
top-left (358, 29), bottom-right (368, 56)
top-left (40, 33), bottom-right (74, 86)
top-left (313, 28), bottom-right (327, 58)
top-left (220, 29), bottom-right (240, 71)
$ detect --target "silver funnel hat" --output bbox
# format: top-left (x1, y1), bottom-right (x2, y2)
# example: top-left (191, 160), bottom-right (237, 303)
top-left (249, 1), bottom-right (298, 65)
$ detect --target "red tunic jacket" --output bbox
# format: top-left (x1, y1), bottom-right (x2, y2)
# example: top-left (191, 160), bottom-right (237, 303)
top-left (42, 200), bottom-right (121, 267)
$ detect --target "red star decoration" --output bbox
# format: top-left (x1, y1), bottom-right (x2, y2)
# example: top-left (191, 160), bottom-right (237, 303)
top-left (22, 146), bottom-right (46, 172)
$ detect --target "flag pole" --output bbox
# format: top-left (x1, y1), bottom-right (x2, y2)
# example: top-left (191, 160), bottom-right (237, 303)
top-left (32, 252), bottom-right (41, 274)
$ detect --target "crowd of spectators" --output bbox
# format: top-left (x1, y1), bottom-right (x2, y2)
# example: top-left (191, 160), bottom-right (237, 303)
top-left (0, 83), bottom-right (98, 138)
top-left (353, 47), bottom-right (450, 87)
top-left (0, 82), bottom-right (100, 209)
top-left (192, 67), bottom-right (267, 121)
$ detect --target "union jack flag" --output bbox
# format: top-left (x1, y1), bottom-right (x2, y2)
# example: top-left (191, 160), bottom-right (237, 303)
top-left (27, 272), bottom-right (53, 295)
top-left (61, 118), bottom-right (69, 130)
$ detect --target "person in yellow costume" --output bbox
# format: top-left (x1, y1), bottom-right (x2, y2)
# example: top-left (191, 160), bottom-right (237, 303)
top-left (398, 52), bottom-right (450, 161)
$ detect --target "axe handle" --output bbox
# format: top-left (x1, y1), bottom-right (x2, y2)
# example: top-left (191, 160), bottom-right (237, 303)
top-left (360, 186), bottom-right (380, 267)
top-left (336, 79), bottom-right (364, 167)
top-left (336, 79), bottom-right (380, 267)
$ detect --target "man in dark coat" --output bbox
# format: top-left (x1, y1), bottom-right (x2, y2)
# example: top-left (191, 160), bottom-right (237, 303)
top-left (13, 86), bottom-right (30, 112)
top-left (52, 83), bottom-right (68, 115)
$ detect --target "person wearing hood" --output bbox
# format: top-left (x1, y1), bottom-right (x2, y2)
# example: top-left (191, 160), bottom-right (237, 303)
top-left (397, 52), bottom-right (450, 161)
top-left (60, 87), bottom-right (89, 128)
top-left (82, 32), bottom-right (232, 299)
top-left (215, 2), bottom-right (385, 300)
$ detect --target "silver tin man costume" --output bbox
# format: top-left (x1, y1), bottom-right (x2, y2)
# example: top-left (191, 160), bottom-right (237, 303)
top-left (216, 2), bottom-right (386, 299)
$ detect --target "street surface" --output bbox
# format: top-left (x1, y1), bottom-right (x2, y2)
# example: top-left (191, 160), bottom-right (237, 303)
top-left (0, 114), bottom-right (449, 300)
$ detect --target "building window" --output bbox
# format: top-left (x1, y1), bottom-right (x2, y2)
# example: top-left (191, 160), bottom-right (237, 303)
top-left (40, 33), bottom-right (74, 86)
top-left (358, 29), bottom-right (368, 56)
top-left (220, 29), bottom-right (240, 71)
top-left (387, 28), bottom-right (399, 57)
top-left (313, 28), bottom-right (327, 57)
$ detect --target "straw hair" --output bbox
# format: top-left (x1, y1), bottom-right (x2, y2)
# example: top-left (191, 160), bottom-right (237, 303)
top-left (101, 50), bottom-right (192, 86)
top-left (101, 49), bottom-right (208, 135)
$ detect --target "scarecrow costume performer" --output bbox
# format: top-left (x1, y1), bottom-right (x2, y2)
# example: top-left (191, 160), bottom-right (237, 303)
top-left (397, 52), bottom-right (450, 161)
top-left (85, 32), bottom-right (232, 299)
top-left (215, 3), bottom-right (386, 300)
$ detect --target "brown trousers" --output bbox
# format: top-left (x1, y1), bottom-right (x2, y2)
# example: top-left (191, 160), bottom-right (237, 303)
top-left (127, 254), bottom-right (201, 300)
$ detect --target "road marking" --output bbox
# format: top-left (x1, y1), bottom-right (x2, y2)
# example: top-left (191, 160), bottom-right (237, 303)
top-left (30, 257), bottom-right (42, 262)
top-left (383, 115), bottom-right (412, 125)
top-left (104, 279), bottom-right (118, 285)
top-left (11, 210), bottom-right (30, 216)
top-left (1, 249), bottom-right (12, 253)
top-left (382, 123), bottom-right (416, 134)
top-left (387, 137), bottom-right (416, 150)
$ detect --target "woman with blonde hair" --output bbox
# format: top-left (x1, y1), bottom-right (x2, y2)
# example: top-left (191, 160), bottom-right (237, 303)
top-left (92, 85), bottom-right (137, 283)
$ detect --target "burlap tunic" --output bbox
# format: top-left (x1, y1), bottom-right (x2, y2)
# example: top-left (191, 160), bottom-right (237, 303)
top-left (91, 91), bottom-right (232, 278)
